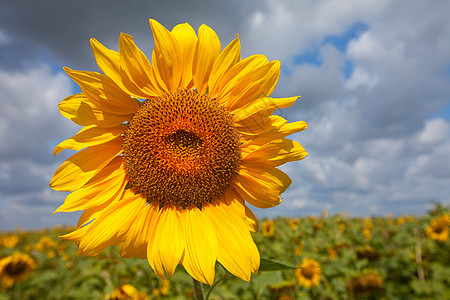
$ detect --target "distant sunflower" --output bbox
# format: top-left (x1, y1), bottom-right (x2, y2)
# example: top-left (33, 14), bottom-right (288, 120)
top-left (288, 219), bottom-right (299, 230)
top-left (262, 220), bottom-right (276, 237)
top-left (106, 284), bottom-right (149, 300)
top-left (34, 236), bottom-right (58, 252)
top-left (294, 258), bottom-right (321, 288)
top-left (1, 235), bottom-right (19, 249)
top-left (347, 271), bottom-right (383, 297)
top-left (0, 252), bottom-right (37, 288)
top-left (50, 19), bottom-right (307, 285)
top-left (425, 215), bottom-right (450, 242)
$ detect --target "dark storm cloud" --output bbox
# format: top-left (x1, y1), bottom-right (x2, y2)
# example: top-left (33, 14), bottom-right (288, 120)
top-left (0, 0), bottom-right (263, 70)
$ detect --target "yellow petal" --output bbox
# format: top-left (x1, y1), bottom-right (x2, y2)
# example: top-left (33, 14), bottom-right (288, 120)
top-left (60, 224), bottom-right (89, 242)
top-left (54, 157), bottom-right (126, 213)
top-left (58, 94), bottom-right (131, 127)
top-left (78, 190), bottom-right (144, 256)
top-left (208, 36), bottom-right (241, 97)
top-left (119, 33), bottom-right (162, 97)
top-left (192, 24), bottom-right (221, 94)
top-left (238, 116), bottom-right (308, 145)
top-left (222, 188), bottom-right (259, 233)
top-left (277, 120), bottom-right (308, 137)
top-left (244, 203), bottom-right (259, 233)
top-left (171, 23), bottom-right (198, 89)
top-left (225, 60), bottom-right (280, 111)
top-left (232, 96), bottom-right (299, 123)
top-left (121, 203), bottom-right (156, 259)
top-left (217, 55), bottom-right (268, 106)
top-left (203, 200), bottom-right (259, 280)
top-left (50, 137), bottom-right (123, 191)
top-left (233, 164), bottom-right (291, 208)
top-left (181, 207), bottom-right (217, 285)
top-left (90, 38), bottom-right (125, 91)
top-left (64, 68), bottom-right (139, 114)
top-left (149, 19), bottom-right (183, 92)
top-left (54, 125), bottom-right (125, 156)
top-left (149, 206), bottom-right (185, 278)
top-left (242, 138), bottom-right (308, 167)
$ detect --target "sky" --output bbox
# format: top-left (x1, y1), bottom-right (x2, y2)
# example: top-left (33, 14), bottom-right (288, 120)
top-left (0, 0), bottom-right (449, 230)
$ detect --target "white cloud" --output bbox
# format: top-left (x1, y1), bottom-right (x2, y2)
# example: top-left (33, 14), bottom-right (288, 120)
top-left (417, 118), bottom-right (449, 145)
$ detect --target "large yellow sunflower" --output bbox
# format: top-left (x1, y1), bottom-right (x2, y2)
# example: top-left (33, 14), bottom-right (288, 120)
top-left (50, 19), bottom-right (308, 285)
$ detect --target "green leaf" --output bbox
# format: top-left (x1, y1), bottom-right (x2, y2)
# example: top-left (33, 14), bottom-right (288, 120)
top-left (259, 258), bottom-right (298, 271)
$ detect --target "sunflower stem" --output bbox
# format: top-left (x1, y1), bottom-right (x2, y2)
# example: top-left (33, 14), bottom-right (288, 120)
top-left (205, 273), bottom-right (230, 300)
top-left (192, 278), bottom-right (205, 300)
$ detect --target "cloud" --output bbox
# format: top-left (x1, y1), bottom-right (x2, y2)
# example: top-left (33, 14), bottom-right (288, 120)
top-left (0, 64), bottom-right (77, 230)
top-left (0, 65), bottom-right (76, 162)
top-left (0, 0), bottom-right (450, 229)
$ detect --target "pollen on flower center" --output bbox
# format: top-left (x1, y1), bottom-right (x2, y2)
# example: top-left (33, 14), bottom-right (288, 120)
top-left (122, 89), bottom-right (241, 209)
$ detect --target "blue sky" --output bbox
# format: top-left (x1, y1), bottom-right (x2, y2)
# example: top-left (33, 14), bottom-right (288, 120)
top-left (1, 0), bottom-right (450, 230)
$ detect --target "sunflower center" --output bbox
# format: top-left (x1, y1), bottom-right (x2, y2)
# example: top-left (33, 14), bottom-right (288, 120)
top-left (434, 226), bottom-right (444, 234)
top-left (301, 266), bottom-right (315, 279)
top-left (122, 89), bottom-right (241, 209)
top-left (5, 261), bottom-right (27, 276)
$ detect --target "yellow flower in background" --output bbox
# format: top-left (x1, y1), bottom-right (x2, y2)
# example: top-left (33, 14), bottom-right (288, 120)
top-left (105, 284), bottom-right (149, 300)
top-left (327, 247), bottom-right (337, 260)
top-left (363, 228), bottom-right (371, 240)
top-left (50, 19), bottom-right (308, 285)
top-left (152, 279), bottom-right (170, 297)
top-left (294, 258), bottom-right (321, 288)
top-left (268, 280), bottom-right (296, 300)
top-left (34, 236), bottom-right (58, 252)
top-left (1, 235), bottom-right (19, 248)
top-left (0, 252), bottom-right (37, 289)
top-left (396, 217), bottom-right (405, 225)
top-left (288, 218), bottom-right (299, 230)
top-left (346, 271), bottom-right (383, 298)
top-left (363, 218), bottom-right (372, 240)
top-left (363, 218), bottom-right (372, 229)
top-left (294, 241), bottom-right (304, 256)
top-left (262, 220), bottom-right (276, 237)
top-left (425, 214), bottom-right (450, 242)
top-left (338, 222), bottom-right (346, 233)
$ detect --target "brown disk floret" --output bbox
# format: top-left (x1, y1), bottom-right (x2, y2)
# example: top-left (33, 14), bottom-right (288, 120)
top-left (122, 89), bottom-right (241, 209)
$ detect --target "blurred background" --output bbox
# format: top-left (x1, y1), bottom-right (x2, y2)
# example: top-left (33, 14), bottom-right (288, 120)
top-left (1, 0), bottom-right (450, 230)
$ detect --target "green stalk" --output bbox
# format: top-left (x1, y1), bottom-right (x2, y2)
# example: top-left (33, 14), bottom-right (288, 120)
top-left (192, 277), bottom-right (205, 300)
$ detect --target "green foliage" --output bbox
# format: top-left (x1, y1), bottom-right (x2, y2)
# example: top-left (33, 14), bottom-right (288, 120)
top-left (0, 203), bottom-right (449, 299)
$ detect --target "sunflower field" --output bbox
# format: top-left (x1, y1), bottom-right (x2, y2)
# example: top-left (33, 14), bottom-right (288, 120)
top-left (1, 203), bottom-right (449, 300)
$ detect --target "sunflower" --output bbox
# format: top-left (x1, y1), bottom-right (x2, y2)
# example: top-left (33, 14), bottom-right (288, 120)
top-left (294, 258), bottom-right (321, 288)
top-left (262, 219), bottom-right (276, 237)
top-left (0, 252), bottom-right (37, 289)
top-left (50, 19), bottom-right (307, 285)
top-left (34, 236), bottom-right (58, 252)
top-left (105, 284), bottom-right (149, 300)
top-left (288, 218), bottom-right (299, 230)
top-left (0, 235), bottom-right (19, 249)
top-left (346, 271), bottom-right (383, 297)
top-left (425, 214), bottom-right (450, 242)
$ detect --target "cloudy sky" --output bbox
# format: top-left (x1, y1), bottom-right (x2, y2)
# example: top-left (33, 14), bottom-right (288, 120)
top-left (1, 0), bottom-right (449, 230)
